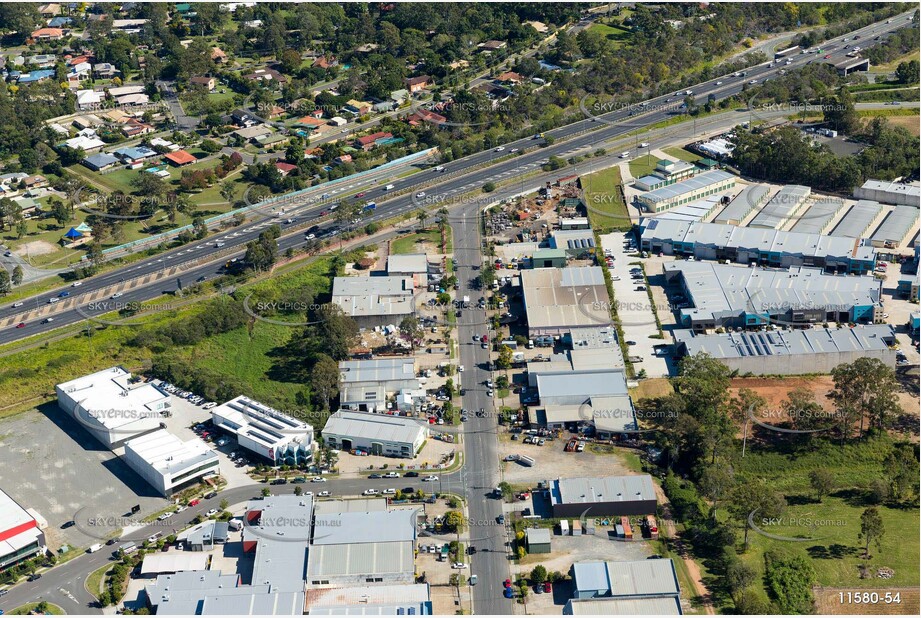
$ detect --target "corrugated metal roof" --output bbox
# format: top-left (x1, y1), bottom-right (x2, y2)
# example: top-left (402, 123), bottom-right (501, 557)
top-left (313, 509), bottom-right (418, 545)
top-left (790, 198), bottom-right (845, 234)
top-left (322, 411), bottom-right (427, 445)
top-left (871, 205), bottom-right (919, 244)
top-left (676, 324), bottom-right (896, 359)
top-left (748, 185), bottom-right (811, 229)
top-left (555, 475), bottom-right (656, 505)
top-left (831, 200), bottom-right (882, 238)
top-left (637, 170), bottom-right (735, 204)
top-left (565, 597), bottom-right (682, 615)
top-left (605, 559), bottom-right (680, 597)
top-left (307, 540), bottom-right (414, 578)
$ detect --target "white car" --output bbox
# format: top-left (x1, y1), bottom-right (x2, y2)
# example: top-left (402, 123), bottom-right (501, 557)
top-left (619, 151), bottom-right (630, 158)
top-left (639, 142), bottom-right (649, 148)
top-left (715, 81), bottom-right (723, 85)
top-left (48, 298), bottom-right (59, 304)
top-left (175, 505), bottom-right (187, 513)
top-left (452, 562), bottom-right (468, 569)
top-left (12, 301), bottom-right (23, 308)
top-left (363, 489), bottom-right (380, 495)
top-left (494, 146), bottom-right (505, 152)
top-left (415, 192), bottom-right (426, 198)
top-left (311, 477), bottom-right (327, 483)
top-left (304, 491), bottom-right (314, 496)
top-left (458, 365), bottom-right (465, 372)
top-left (72, 281), bottom-right (82, 287)
top-left (202, 402), bottom-right (217, 409)
top-left (510, 148), bottom-right (519, 153)
top-left (111, 292), bottom-right (123, 299)
top-left (317, 490), bottom-right (330, 497)
top-left (157, 512), bottom-right (173, 521)
top-left (384, 472), bottom-right (401, 478)
top-left (383, 488), bottom-right (396, 495)
top-left (305, 233), bottom-right (316, 240)
top-left (422, 475), bottom-right (439, 482)
top-left (749, 79), bottom-right (758, 85)
top-left (206, 509), bottom-right (219, 517)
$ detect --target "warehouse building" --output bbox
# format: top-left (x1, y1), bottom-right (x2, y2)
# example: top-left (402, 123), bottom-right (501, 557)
top-left (651, 195), bottom-right (723, 222)
top-left (830, 200), bottom-right (883, 239)
top-left (712, 184), bottom-right (771, 225)
top-left (549, 475), bottom-right (657, 518)
top-left (854, 179), bottom-right (920, 207)
top-left (564, 597), bottom-right (682, 615)
top-left (747, 185), bottom-right (811, 229)
top-left (521, 266), bottom-right (611, 336)
top-left (322, 411), bottom-right (427, 458)
top-left (338, 357), bottom-right (421, 413)
top-left (243, 494), bottom-right (313, 594)
top-left (635, 170), bottom-right (736, 213)
top-left (632, 159), bottom-right (699, 192)
top-left (663, 262), bottom-right (882, 330)
top-left (307, 584), bottom-right (432, 615)
top-left (550, 229), bottom-right (596, 257)
top-left (673, 324), bottom-right (897, 375)
top-left (331, 276), bottom-right (414, 328)
top-left (307, 505), bottom-right (419, 589)
top-left (211, 395), bottom-right (313, 466)
top-left (640, 219), bottom-right (877, 274)
top-left (870, 205), bottom-right (919, 249)
top-left (530, 248), bottom-right (569, 268)
top-left (569, 559), bottom-right (680, 601)
top-left (123, 429), bottom-right (219, 496)
top-left (529, 369), bottom-right (635, 437)
top-left (0, 488), bottom-right (46, 570)
top-left (56, 366), bottom-right (170, 448)
top-left (144, 570), bottom-right (305, 615)
top-left (790, 198), bottom-right (846, 235)
top-left (386, 253), bottom-right (433, 288)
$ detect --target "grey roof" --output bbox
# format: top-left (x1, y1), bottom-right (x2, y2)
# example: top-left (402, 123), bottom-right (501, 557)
top-left (565, 597), bottom-right (682, 615)
top-left (536, 370), bottom-right (629, 406)
top-left (641, 219), bottom-right (876, 263)
top-left (145, 571), bottom-right (241, 608)
top-left (83, 152), bottom-right (119, 168)
top-left (521, 266), bottom-right (611, 330)
top-left (652, 197), bottom-right (721, 222)
top-left (526, 527), bottom-right (552, 544)
top-left (322, 411), bottom-right (427, 445)
top-left (664, 262), bottom-right (881, 324)
top-left (830, 200), bottom-right (882, 238)
top-left (200, 590), bottom-right (305, 615)
top-left (528, 348), bottom-right (624, 377)
top-left (307, 540), bottom-right (414, 578)
top-left (748, 185), bottom-right (811, 229)
top-left (387, 253), bottom-right (429, 274)
top-left (856, 179), bottom-right (921, 202)
top-left (674, 324), bottom-right (896, 359)
top-left (212, 395), bottom-right (313, 450)
top-left (312, 509), bottom-right (418, 545)
top-left (713, 184), bottom-right (771, 224)
top-left (871, 205), bottom-right (919, 245)
top-left (331, 276), bottom-right (413, 318)
top-left (313, 498), bottom-right (388, 515)
top-left (572, 560), bottom-right (680, 598)
top-left (790, 198), bottom-right (845, 234)
top-left (563, 327), bottom-right (620, 350)
top-left (553, 475), bottom-right (656, 506)
top-left (339, 358), bottom-right (416, 385)
top-left (247, 495), bottom-right (313, 593)
top-left (637, 170), bottom-right (735, 204)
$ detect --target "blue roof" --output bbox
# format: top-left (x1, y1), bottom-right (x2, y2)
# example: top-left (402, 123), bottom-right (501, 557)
top-left (114, 146), bottom-right (157, 160)
top-left (49, 17), bottom-right (72, 27)
top-left (84, 153), bottom-right (119, 168)
top-left (572, 562), bottom-right (611, 593)
top-left (19, 70), bottom-right (55, 83)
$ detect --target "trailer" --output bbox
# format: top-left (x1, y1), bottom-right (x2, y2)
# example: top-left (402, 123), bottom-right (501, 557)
top-left (621, 516), bottom-right (633, 541)
top-left (572, 520), bottom-right (582, 536)
top-left (774, 45), bottom-right (800, 59)
top-left (518, 454), bottom-right (535, 467)
top-left (646, 515), bottom-right (659, 539)
top-left (559, 520), bottom-right (570, 536)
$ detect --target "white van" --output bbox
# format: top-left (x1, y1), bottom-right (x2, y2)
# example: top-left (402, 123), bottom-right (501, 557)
top-left (384, 184), bottom-right (394, 190)
top-left (88, 543), bottom-right (103, 554)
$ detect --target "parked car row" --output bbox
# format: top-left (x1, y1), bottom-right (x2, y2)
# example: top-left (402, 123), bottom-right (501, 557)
top-left (158, 381), bottom-right (216, 408)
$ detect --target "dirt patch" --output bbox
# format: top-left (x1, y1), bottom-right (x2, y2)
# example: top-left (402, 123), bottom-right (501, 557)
top-left (885, 115), bottom-right (920, 137)
top-left (498, 435), bottom-right (635, 485)
top-left (14, 240), bottom-right (59, 256)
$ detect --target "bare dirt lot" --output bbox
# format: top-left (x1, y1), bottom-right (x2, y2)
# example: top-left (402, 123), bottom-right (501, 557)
top-left (14, 240), bottom-right (58, 256)
top-left (497, 434), bottom-right (635, 486)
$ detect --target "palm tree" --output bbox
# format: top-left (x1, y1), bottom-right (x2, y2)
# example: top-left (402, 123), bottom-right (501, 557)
top-left (416, 209), bottom-right (428, 230)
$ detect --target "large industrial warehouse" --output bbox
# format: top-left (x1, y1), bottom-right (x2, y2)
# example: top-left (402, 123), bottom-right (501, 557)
top-left (521, 266), bottom-right (611, 336)
top-left (321, 410), bottom-right (427, 458)
top-left (549, 475), bottom-right (657, 518)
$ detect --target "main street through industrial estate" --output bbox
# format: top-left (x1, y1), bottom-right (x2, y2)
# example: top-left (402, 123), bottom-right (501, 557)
top-left (0, 11), bottom-right (912, 346)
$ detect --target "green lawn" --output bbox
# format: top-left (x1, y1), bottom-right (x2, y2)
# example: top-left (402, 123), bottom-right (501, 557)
top-left (391, 227), bottom-right (453, 254)
top-left (628, 154), bottom-right (659, 179)
top-left (662, 147), bottom-right (702, 163)
top-left (9, 602), bottom-right (65, 615)
top-left (581, 165), bottom-right (630, 231)
top-left (85, 563), bottom-right (112, 600)
top-left (587, 21), bottom-right (632, 47)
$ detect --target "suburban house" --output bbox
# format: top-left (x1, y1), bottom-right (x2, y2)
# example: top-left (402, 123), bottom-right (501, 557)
top-left (354, 131), bottom-right (394, 151)
top-left (31, 27), bottom-right (64, 40)
top-left (404, 75), bottom-right (433, 94)
top-left (211, 47), bottom-right (228, 63)
top-left (93, 63), bottom-right (120, 79)
top-left (190, 76), bottom-right (216, 91)
top-left (244, 68), bottom-right (287, 84)
top-left (495, 71), bottom-right (523, 85)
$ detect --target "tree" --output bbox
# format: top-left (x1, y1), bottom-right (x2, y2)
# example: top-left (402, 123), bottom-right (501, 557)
top-left (894, 60), bottom-right (920, 85)
top-left (51, 199), bottom-right (72, 227)
top-left (0, 271), bottom-right (10, 295)
top-left (858, 507), bottom-right (884, 559)
top-left (725, 560), bottom-right (757, 603)
top-left (310, 354), bottom-right (340, 410)
top-left (530, 565), bottom-right (547, 584)
top-left (884, 445), bottom-right (919, 503)
top-left (808, 469), bottom-right (835, 503)
top-left (261, 487), bottom-right (271, 497)
top-left (497, 481), bottom-right (514, 502)
top-left (399, 315), bottom-right (423, 351)
top-left (729, 481), bottom-right (786, 548)
top-left (415, 209), bottom-right (428, 230)
top-left (219, 498), bottom-right (229, 510)
top-left (11, 265), bottom-right (23, 286)
top-left (496, 344), bottom-right (512, 370)
top-left (828, 357), bottom-right (901, 439)
top-left (294, 485), bottom-right (303, 496)
top-left (763, 549), bottom-right (815, 614)
top-left (443, 510), bottom-right (464, 533)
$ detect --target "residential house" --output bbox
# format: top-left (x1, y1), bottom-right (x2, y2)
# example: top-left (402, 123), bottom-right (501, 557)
top-left (18, 70), bottom-right (55, 84)
top-left (112, 145), bottom-right (158, 164)
top-left (275, 162), bottom-right (297, 177)
top-left (480, 40), bottom-right (507, 51)
top-left (82, 152), bottom-right (120, 172)
top-left (68, 61), bottom-right (92, 85)
top-left (344, 99), bottom-right (372, 115)
top-left (48, 16), bottom-right (72, 28)
top-left (121, 119), bottom-right (155, 137)
top-left (62, 135), bottom-right (106, 152)
top-left (232, 124), bottom-right (274, 143)
top-left (243, 68), bottom-right (287, 84)
top-left (496, 71), bottom-right (523, 85)
top-left (31, 28), bottom-right (64, 40)
top-left (312, 55), bottom-right (337, 69)
top-left (354, 131), bottom-right (393, 151)
top-left (211, 47), bottom-right (228, 63)
top-left (334, 154), bottom-right (353, 165)
top-left (76, 89), bottom-right (102, 111)
top-left (404, 75), bottom-right (432, 94)
top-left (93, 63), bottom-right (120, 79)
top-left (38, 3), bottom-right (61, 17)
top-left (407, 108), bottom-right (446, 127)
top-left (164, 150), bottom-right (196, 166)
top-left (189, 76), bottom-right (216, 91)
top-left (117, 93), bottom-right (150, 106)
top-left (26, 54), bottom-right (57, 68)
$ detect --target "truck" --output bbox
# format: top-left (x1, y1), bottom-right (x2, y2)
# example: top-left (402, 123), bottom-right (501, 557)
top-left (518, 454), bottom-right (535, 467)
top-left (117, 541), bottom-right (138, 557)
top-left (363, 201), bottom-right (377, 211)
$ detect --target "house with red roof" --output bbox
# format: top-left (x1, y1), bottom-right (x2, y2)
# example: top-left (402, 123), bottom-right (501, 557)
top-left (354, 131), bottom-right (393, 151)
top-left (275, 162), bottom-right (297, 177)
top-left (31, 27), bottom-right (64, 41)
top-left (404, 75), bottom-right (433, 94)
top-left (496, 71), bottom-right (524, 85)
top-left (121, 119), bottom-right (155, 138)
top-left (407, 108), bottom-right (447, 127)
top-left (312, 55), bottom-right (337, 69)
top-left (164, 150), bottom-right (197, 166)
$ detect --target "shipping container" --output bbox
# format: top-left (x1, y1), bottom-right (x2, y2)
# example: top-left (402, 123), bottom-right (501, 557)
top-left (572, 520), bottom-right (582, 536)
top-left (621, 516), bottom-right (633, 540)
top-left (518, 454), bottom-right (535, 467)
top-left (559, 520), bottom-right (570, 536)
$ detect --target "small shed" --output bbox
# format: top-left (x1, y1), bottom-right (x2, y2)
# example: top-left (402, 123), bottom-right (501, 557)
top-left (526, 527), bottom-right (552, 554)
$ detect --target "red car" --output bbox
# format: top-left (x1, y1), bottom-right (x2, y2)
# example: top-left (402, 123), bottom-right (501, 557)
top-left (481, 335), bottom-right (488, 343)
top-left (543, 581), bottom-right (552, 593)
top-left (188, 499), bottom-right (200, 507)
top-left (320, 210), bottom-right (328, 216)
top-left (824, 54), bottom-right (832, 59)
top-left (356, 192), bottom-right (366, 198)
top-left (16, 322), bottom-right (25, 328)
top-left (504, 579), bottom-right (512, 588)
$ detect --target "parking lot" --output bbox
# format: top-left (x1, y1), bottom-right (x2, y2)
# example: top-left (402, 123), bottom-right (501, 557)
top-left (599, 231), bottom-right (671, 377)
top-left (497, 434), bottom-right (636, 486)
top-left (0, 404), bottom-right (167, 550)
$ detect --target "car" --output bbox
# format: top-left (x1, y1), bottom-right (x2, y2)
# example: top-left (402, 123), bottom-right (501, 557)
top-left (543, 581), bottom-right (552, 593)
top-left (423, 475), bottom-right (439, 481)
top-left (415, 192), bottom-right (426, 198)
top-left (204, 491), bottom-right (217, 499)
top-left (3, 250), bottom-right (11, 256)
top-left (292, 477), bottom-right (306, 484)
top-left (619, 151), bottom-right (630, 158)
top-left (188, 499), bottom-right (200, 507)
top-left (452, 562), bottom-right (467, 569)
top-left (47, 297), bottom-right (59, 304)
top-left (11, 301), bottom-right (23, 308)
top-left (157, 512), bottom-right (173, 521)
top-left (363, 488), bottom-right (380, 495)
top-left (824, 54), bottom-right (831, 59)
top-left (404, 471), bottom-right (419, 478)
top-left (58, 291), bottom-right (70, 298)
top-left (311, 476), bottom-right (327, 483)
top-left (356, 192), bottom-right (366, 198)
top-left (270, 478), bottom-right (287, 485)
top-left (626, 340), bottom-right (637, 346)
top-left (494, 146), bottom-right (505, 152)
top-left (384, 471), bottom-right (401, 478)
top-left (72, 281), bottom-right (82, 287)
top-left (175, 505), bottom-right (187, 513)
top-left (28, 574), bottom-right (42, 582)
top-left (317, 490), bottom-right (331, 497)
top-left (481, 342), bottom-right (488, 349)
top-left (305, 233), bottom-right (316, 240)
top-left (147, 532), bottom-right (163, 544)
top-left (42, 317), bottom-right (54, 324)
top-left (15, 322), bottom-right (25, 329)
top-left (749, 79), bottom-right (758, 84)
top-left (206, 509), bottom-right (219, 517)
top-left (383, 488), bottom-right (396, 495)
top-left (458, 365), bottom-right (464, 372)
top-left (111, 292), bottom-right (123, 299)
top-left (715, 81), bottom-right (723, 85)
top-left (510, 148), bottom-right (519, 153)
top-left (497, 514), bottom-right (505, 524)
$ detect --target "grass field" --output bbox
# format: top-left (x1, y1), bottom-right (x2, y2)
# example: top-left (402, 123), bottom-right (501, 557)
top-left (587, 21), bottom-right (632, 47)
top-left (873, 50), bottom-right (920, 72)
top-left (580, 165), bottom-right (630, 231)
top-left (85, 563), bottom-right (112, 600)
top-left (662, 147), bottom-right (702, 163)
top-left (628, 154), bottom-right (659, 179)
top-left (9, 602), bottom-right (65, 615)
top-left (391, 227), bottom-right (452, 254)
top-left (883, 114), bottom-right (920, 136)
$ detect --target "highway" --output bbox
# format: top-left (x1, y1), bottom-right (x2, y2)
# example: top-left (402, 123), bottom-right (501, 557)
top-left (1, 11), bottom-right (913, 347)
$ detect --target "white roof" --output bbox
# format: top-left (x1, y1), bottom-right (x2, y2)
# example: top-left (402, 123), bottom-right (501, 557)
top-left (125, 429), bottom-right (217, 476)
top-left (56, 366), bottom-right (167, 433)
top-left (331, 276), bottom-right (414, 319)
top-left (76, 89), bottom-right (101, 105)
top-left (387, 253), bottom-right (429, 274)
top-left (107, 85), bottom-right (145, 97)
top-left (322, 411), bottom-right (427, 445)
top-left (64, 135), bottom-right (106, 150)
top-left (140, 552), bottom-right (209, 575)
top-left (0, 488), bottom-right (38, 541)
top-left (211, 395), bottom-right (312, 450)
top-left (312, 509), bottom-right (418, 545)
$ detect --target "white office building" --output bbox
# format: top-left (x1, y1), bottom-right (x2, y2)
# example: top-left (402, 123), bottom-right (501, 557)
top-left (322, 411), bottom-right (427, 458)
top-left (123, 430), bottom-right (219, 496)
top-left (211, 396), bottom-right (313, 465)
top-left (56, 366), bottom-right (170, 448)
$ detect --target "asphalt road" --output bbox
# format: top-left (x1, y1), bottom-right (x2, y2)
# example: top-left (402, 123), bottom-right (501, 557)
top-left (1, 11), bottom-right (912, 346)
